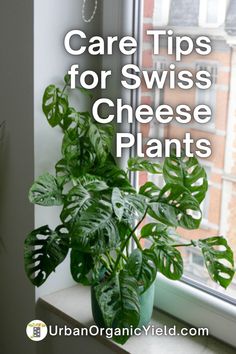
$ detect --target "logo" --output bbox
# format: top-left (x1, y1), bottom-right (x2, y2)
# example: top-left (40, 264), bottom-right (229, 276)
top-left (26, 320), bottom-right (48, 341)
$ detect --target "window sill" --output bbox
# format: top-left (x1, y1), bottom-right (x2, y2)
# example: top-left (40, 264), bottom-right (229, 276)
top-left (155, 274), bottom-right (236, 348)
top-left (38, 284), bottom-right (236, 354)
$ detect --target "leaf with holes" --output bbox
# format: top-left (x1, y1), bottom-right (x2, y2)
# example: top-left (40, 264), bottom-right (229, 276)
top-left (55, 158), bottom-right (71, 186)
top-left (141, 223), bottom-right (175, 244)
top-left (61, 176), bottom-right (109, 226)
top-left (88, 122), bottom-right (114, 163)
top-left (95, 158), bottom-right (135, 192)
top-left (42, 85), bottom-right (69, 127)
top-left (60, 107), bottom-right (88, 133)
top-left (153, 242), bottom-right (183, 280)
top-left (111, 187), bottom-right (125, 221)
top-left (29, 173), bottom-right (63, 206)
top-left (24, 225), bottom-right (69, 287)
top-left (70, 249), bottom-right (94, 286)
top-left (112, 188), bottom-right (147, 223)
top-left (72, 201), bottom-right (119, 253)
top-left (126, 249), bottom-right (142, 279)
top-left (163, 153), bottom-right (208, 203)
top-left (128, 157), bottom-right (162, 174)
top-left (139, 182), bottom-right (160, 199)
top-left (148, 184), bottom-right (202, 229)
top-left (123, 193), bottom-right (147, 222)
top-left (198, 237), bottom-right (235, 289)
top-left (139, 249), bottom-right (159, 292)
top-left (125, 248), bottom-right (158, 293)
top-left (61, 184), bottom-right (95, 226)
top-left (62, 133), bottom-right (97, 177)
top-left (94, 270), bottom-right (140, 344)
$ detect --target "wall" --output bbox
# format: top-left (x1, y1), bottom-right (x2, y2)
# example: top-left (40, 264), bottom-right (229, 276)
top-left (0, 1), bottom-right (35, 354)
top-left (34, 0), bottom-right (103, 298)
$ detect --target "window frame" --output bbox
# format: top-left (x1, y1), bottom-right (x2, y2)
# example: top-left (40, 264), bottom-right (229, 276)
top-left (194, 61), bottom-right (218, 130)
top-left (104, 0), bottom-right (236, 348)
top-left (152, 0), bottom-right (171, 26)
top-left (199, 0), bottom-right (228, 28)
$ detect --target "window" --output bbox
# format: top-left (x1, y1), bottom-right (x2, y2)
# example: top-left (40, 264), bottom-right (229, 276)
top-left (138, 0), bottom-right (236, 347)
top-left (194, 63), bottom-right (217, 129)
top-left (152, 0), bottom-right (171, 26)
top-left (152, 59), bottom-right (167, 136)
top-left (191, 251), bottom-right (205, 267)
top-left (199, 0), bottom-right (228, 28)
top-left (199, 164), bottom-right (211, 223)
top-left (141, 0), bottom-right (236, 298)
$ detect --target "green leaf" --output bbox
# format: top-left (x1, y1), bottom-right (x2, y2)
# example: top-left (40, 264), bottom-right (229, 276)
top-left (64, 74), bottom-right (70, 85)
top-left (127, 249), bottom-right (158, 293)
top-left (117, 221), bottom-right (133, 242)
top-left (70, 249), bottom-right (94, 285)
top-left (153, 243), bottom-right (183, 280)
top-left (62, 133), bottom-right (96, 176)
top-left (60, 107), bottom-right (88, 133)
top-left (123, 194), bottom-right (147, 222)
top-left (148, 184), bottom-right (202, 229)
top-left (55, 159), bottom-right (71, 186)
top-left (126, 249), bottom-right (142, 279)
top-left (127, 244), bottom-right (181, 291)
top-left (29, 173), bottom-right (63, 206)
top-left (139, 249), bottom-right (158, 292)
top-left (95, 156), bottom-right (135, 192)
top-left (128, 157), bottom-right (162, 174)
top-left (112, 188), bottom-right (147, 222)
top-left (72, 201), bottom-right (119, 253)
top-left (141, 223), bottom-right (175, 244)
top-left (139, 182), bottom-right (160, 199)
top-left (24, 225), bottom-right (69, 286)
top-left (141, 223), bottom-right (167, 238)
top-left (94, 270), bottom-right (140, 344)
top-left (88, 122), bottom-right (113, 163)
top-left (42, 85), bottom-right (68, 127)
top-left (61, 176), bottom-right (109, 225)
top-left (163, 154), bottom-right (208, 203)
top-left (198, 236), bottom-right (235, 289)
top-left (76, 175), bottom-right (109, 192)
top-left (111, 187), bottom-right (125, 221)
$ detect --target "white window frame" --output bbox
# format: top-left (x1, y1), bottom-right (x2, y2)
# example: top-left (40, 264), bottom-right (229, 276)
top-left (199, 0), bottom-right (228, 28)
top-left (152, 0), bottom-right (171, 26)
top-left (195, 61), bottom-right (217, 130)
top-left (200, 163), bottom-right (211, 224)
top-left (103, 0), bottom-right (236, 348)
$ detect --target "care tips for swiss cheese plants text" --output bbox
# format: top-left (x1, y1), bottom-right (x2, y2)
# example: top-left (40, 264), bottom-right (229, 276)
top-left (24, 29), bottom-right (235, 345)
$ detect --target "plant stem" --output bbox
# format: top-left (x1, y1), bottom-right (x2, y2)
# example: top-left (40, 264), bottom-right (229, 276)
top-left (100, 258), bottom-right (112, 274)
top-left (116, 249), bottom-right (128, 262)
top-left (105, 252), bottom-right (115, 268)
top-left (72, 178), bottom-right (77, 187)
top-left (61, 83), bottom-right (69, 96)
top-left (111, 209), bottom-right (148, 277)
top-left (125, 244), bottom-right (130, 258)
top-left (171, 240), bottom-right (196, 248)
top-left (133, 233), bottom-right (143, 251)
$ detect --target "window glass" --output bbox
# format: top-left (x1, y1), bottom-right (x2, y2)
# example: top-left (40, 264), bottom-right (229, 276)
top-left (140, 0), bottom-right (236, 299)
top-left (206, 0), bottom-right (219, 24)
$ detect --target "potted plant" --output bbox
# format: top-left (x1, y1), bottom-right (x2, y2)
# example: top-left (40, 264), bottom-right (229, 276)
top-left (24, 76), bottom-right (235, 344)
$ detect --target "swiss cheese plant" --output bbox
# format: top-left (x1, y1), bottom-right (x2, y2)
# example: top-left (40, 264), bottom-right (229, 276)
top-left (24, 77), bottom-right (235, 344)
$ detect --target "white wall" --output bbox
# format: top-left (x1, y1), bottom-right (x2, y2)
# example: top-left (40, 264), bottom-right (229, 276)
top-left (34, 0), bottom-right (103, 298)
